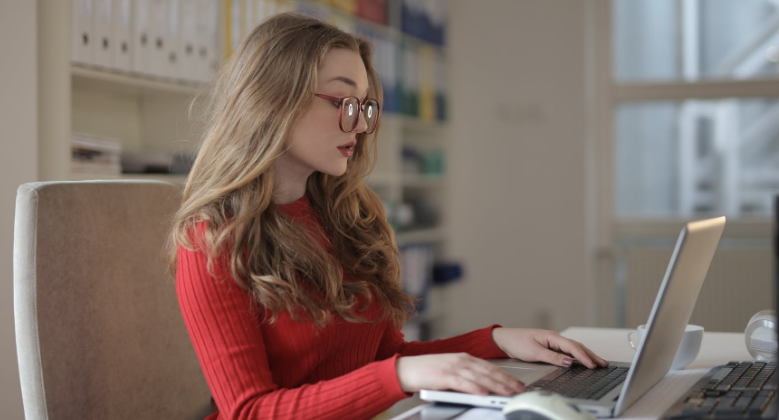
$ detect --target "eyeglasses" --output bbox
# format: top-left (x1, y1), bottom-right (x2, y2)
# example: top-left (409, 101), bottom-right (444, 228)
top-left (315, 94), bottom-right (380, 134)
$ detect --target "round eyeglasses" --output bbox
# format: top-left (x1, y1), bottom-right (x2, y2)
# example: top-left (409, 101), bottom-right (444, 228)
top-left (315, 93), bottom-right (380, 134)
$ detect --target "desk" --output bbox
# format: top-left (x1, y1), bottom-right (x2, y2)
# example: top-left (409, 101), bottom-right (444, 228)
top-left (386, 327), bottom-right (752, 420)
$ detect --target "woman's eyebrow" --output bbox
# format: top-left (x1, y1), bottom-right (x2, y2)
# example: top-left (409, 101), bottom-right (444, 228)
top-left (327, 76), bottom-right (369, 99)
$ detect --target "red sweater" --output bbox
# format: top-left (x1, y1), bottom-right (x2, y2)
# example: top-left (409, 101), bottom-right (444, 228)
top-left (176, 194), bottom-right (508, 420)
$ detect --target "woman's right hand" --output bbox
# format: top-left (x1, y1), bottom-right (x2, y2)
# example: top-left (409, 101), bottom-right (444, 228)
top-left (396, 353), bottom-right (526, 396)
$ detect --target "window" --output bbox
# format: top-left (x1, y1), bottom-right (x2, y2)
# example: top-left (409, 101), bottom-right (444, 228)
top-left (612, 0), bottom-right (779, 218)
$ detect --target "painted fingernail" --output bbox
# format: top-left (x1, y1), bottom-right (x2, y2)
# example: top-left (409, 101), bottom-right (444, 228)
top-left (562, 358), bottom-right (573, 367)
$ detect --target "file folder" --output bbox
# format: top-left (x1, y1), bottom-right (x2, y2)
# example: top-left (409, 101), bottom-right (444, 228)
top-left (196, 0), bottom-right (219, 82)
top-left (149, 0), bottom-right (169, 78)
top-left (72, 0), bottom-right (94, 65)
top-left (179, 0), bottom-right (199, 81)
top-left (111, 0), bottom-right (132, 72)
top-left (162, 0), bottom-right (181, 79)
top-left (92, 0), bottom-right (113, 68)
top-left (132, 0), bottom-right (152, 75)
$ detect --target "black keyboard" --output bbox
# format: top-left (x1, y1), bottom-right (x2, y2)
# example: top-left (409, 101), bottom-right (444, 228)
top-left (664, 361), bottom-right (777, 420)
top-left (528, 365), bottom-right (630, 400)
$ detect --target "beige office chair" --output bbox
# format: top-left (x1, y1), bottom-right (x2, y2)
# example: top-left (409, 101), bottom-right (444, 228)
top-left (13, 180), bottom-right (212, 420)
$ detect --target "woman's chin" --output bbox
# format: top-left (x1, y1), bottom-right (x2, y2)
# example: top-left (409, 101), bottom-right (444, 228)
top-left (320, 164), bottom-right (348, 177)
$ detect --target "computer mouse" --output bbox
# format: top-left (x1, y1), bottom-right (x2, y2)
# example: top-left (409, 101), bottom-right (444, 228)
top-left (502, 391), bottom-right (597, 420)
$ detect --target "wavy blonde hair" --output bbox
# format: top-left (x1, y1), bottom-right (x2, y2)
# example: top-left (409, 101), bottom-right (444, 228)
top-left (168, 13), bottom-right (415, 328)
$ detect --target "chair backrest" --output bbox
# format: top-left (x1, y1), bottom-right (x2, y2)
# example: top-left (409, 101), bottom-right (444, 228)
top-left (13, 180), bottom-right (211, 420)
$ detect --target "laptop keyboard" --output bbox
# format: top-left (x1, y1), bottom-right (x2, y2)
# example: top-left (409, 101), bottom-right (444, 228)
top-left (664, 361), bottom-right (776, 419)
top-left (528, 365), bottom-right (630, 400)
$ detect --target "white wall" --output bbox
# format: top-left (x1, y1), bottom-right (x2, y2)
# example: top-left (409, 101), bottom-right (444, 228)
top-left (0, 1), bottom-right (38, 419)
top-left (441, 0), bottom-right (591, 335)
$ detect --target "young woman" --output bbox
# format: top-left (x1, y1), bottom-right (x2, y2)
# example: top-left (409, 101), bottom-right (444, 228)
top-left (169, 13), bottom-right (607, 420)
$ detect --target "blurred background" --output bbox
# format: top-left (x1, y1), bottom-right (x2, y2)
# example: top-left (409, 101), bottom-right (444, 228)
top-left (2, 0), bottom-right (778, 417)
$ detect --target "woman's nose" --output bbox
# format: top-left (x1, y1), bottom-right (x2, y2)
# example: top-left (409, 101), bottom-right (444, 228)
top-left (352, 107), bottom-right (369, 133)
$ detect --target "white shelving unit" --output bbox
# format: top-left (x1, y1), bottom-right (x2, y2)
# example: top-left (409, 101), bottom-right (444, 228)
top-left (40, 0), bottom-right (451, 338)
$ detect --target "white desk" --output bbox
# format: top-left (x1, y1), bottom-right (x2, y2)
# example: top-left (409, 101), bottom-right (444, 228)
top-left (386, 327), bottom-right (752, 420)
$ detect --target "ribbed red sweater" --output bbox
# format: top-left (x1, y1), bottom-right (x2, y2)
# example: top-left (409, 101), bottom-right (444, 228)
top-left (176, 194), bottom-right (508, 420)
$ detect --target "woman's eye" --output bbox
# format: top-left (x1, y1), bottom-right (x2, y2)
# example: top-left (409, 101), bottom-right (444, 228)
top-left (331, 101), bottom-right (341, 108)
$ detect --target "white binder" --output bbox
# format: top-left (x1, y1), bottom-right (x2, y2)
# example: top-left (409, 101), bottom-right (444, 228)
top-left (162, 0), bottom-right (181, 79)
top-left (111, 0), bottom-right (132, 72)
top-left (72, 0), bottom-right (94, 66)
top-left (195, 0), bottom-right (219, 82)
top-left (132, 0), bottom-right (152, 75)
top-left (179, 0), bottom-right (199, 82)
top-left (92, 0), bottom-right (112, 68)
top-left (149, 0), bottom-right (169, 78)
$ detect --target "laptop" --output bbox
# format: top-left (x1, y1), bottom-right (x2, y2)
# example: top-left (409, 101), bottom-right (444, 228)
top-left (660, 198), bottom-right (779, 420)
top-left (420, 216), bottom-right (727, 418)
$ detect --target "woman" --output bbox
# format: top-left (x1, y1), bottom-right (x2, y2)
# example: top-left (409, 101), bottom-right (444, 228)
top-left (169, 13), bottom-right (607, 420)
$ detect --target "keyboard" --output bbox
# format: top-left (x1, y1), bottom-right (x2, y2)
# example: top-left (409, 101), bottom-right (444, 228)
top-left (527, 364), bottom-right (630, 400)
top-left (664, 361), bottom-right (777, 420)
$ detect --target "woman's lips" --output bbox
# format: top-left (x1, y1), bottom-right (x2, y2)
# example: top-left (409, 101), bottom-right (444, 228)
top-left (338, 141), bottom-right (356, 157)
top-left (338, 145), bottom-right (354, 157)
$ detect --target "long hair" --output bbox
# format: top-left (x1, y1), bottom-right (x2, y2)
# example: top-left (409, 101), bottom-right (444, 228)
top-left (168, 13), bottom-right (415, 328)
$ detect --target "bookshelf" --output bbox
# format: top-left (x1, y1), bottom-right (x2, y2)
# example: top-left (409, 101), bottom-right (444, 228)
top-left (40, 0), bottom-right (451, 338)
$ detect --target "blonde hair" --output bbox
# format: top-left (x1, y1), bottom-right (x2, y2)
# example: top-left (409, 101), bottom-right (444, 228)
top-left (168, 13), bottom-right (415, 328)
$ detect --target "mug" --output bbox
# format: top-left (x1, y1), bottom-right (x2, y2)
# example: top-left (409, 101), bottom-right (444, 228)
top-left (627, 324), bottom-right (704, 370)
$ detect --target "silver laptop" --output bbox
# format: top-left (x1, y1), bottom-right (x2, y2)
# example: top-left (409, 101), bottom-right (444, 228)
top-left (420, 216), bottom-right (726, 418)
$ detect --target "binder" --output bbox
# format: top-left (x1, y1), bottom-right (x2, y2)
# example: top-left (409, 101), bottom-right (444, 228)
top-left (419, 45), bottom-right (434, 121)
top-left (244, 0), bottom-right (254, 38)
top-left (149, 0), bottom-right (169, 78)
top-left (196, 0), bottom-right (219, 82)
top-left (162, 0), bottom-right (181, 79)
top-left (179, 0), bottom-right (199, 81)
top-left (132, 0), bottom-right (152, 75)
top-left (92, 0), bottom-right (112, 68)
top-left (111, 0), bottom-right (132, 72)
top-left (72, 0), bottom-right (94, 66)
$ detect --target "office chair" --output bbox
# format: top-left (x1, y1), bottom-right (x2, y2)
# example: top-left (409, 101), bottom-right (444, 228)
top-left (13, 180), bottom-right (211, 420)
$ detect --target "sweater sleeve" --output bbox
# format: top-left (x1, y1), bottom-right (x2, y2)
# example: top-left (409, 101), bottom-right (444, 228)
top-left (376, 323), bottom-right (510, 361)
top-left (176, 244), bottom-right (409, 420)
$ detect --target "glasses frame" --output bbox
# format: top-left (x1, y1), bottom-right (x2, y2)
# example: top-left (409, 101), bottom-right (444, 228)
top-left (315, 93), bottom-right (381, 134)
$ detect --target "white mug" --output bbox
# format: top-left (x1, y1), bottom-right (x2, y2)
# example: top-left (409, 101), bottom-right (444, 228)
top-left (627, 324), bottom-right (704, 370)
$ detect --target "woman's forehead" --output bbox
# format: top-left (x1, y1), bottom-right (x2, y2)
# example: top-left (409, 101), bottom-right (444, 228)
top-left (318, 49), bottom-right (369, 92)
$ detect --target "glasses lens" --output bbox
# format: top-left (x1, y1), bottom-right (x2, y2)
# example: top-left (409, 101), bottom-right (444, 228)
top-left (364, 100), bottom-right (379, 134)
top-left (340, 97), bottom-right (360, 132)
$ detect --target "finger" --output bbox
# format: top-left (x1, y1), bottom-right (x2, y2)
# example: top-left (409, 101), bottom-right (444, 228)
top-left (466, 358), bottom-right (526, 393)
top-left (444, 374), bottom-right (490, 396)
top-left (548, 337), bottom-right (597, 368)
top-left (579, 343), bottom-right (609, 367)
top-left (539, 347), bottom-right (576, 367)
top-left (458, 366), bottom-right (520, 396)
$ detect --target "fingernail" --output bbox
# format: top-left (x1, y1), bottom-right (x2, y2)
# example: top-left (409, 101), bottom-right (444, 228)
top-left (562, 358), bottom-right (573, 367)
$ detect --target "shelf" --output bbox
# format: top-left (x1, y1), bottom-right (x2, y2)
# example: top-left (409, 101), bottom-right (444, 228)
top-left (406, 308), bottom-right (443, 324)
top-left (402, 174), bottom-right (445, 188)
top-left (382, 114), bottom-right (447, 132)
top-left (396, 227), bottom-right (446, 244)
top-left (297, 0), bottom-right (447, 51)
top-left (69, 172), bottom-right (188, 185)
top-left (71, 65), bottom-right (203, 96)
top-left (365, 173), bottom-right (400, 188)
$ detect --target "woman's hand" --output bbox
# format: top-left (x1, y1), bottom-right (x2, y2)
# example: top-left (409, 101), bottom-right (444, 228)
top-left (396, 353), bottom-right (526, 396)
top-left (491, 328), bottom-right (609, 369)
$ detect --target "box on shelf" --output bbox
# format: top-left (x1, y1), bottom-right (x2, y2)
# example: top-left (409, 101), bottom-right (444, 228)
top-left (399, 242), bottom-right (433, 312)
top-left (71, 132), bottom-right (122, 175)
top-left (121, 151), bottom-right (193, 174)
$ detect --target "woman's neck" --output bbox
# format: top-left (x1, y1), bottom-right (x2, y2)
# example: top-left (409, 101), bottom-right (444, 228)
top-left (272, 155), bottom-right (312, 204)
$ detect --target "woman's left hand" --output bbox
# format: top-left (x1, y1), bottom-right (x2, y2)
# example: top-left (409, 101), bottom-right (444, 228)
top-left (491, 328), bottom-right (609, 369)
